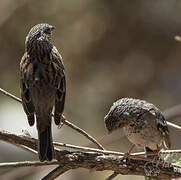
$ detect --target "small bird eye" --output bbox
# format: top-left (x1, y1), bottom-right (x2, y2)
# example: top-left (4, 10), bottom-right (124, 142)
top-left (44, 28), bottom-right (51, 34)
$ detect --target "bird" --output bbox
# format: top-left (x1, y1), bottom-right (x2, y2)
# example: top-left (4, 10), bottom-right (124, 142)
top-left (104, 98), bottom-right (171, 158)
top-left (20, 23), bottom-right (66, 161)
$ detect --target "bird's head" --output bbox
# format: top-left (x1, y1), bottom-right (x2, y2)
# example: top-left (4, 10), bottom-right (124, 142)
top-left (104, 111), bottom-right (125, 134)
top-left (25, 23), bottom-right (55, 50)
top-left (104, 100), bottom-right (130, 134)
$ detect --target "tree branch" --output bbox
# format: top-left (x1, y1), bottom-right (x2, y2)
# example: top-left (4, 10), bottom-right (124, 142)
top-left (0, 129), bottom-right (181, 179)
top-left (105, 172), bottom-right (119, 180)
top-left (0, 160), bottom-right (58, 168)
top-left (61, 115), bottom-right (104, 150)
top-left (0, 87), bottom-right (21, 103)
top-left (2, 128), bottom-right (180, 161)
top-left (42, 164), bottom-right (73, 180)
top-left (54, 141), bottom-right (123, 156)
top-left (42, 151), bottom-right (179, 180)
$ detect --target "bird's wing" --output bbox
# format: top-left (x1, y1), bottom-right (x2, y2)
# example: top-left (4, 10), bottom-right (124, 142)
top-left (20, 52), bottom-right (35, 126)
top-left (143, 104), bottom-right (171, 149)
top-left (51, 46), bottom-right (66, 125)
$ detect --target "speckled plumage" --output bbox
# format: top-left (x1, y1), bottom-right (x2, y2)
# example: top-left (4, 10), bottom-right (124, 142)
top-left (20, 23), bottom-right (66, 161)
top-left (104, 98), bottom-right (170, 153)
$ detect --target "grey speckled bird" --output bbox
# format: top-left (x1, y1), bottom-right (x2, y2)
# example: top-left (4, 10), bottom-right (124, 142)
top-left (20, 23), bottom-right (66, 161)
top-left (104, 98), bottom-right (171, 156)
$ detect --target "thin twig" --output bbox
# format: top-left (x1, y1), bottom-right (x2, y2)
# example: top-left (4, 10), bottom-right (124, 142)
top-left (167, 121), bottom-right (181, 130)
top-left (105, 172), bottom-right (119, 180)
top-left (54, 141), bottom-right (153, 160)
top-left (0, 160), bottom-right (59, 168)
top-left (42, 164), bottom-right (72, 180)
top-left (16, 144), bottom-right (37, 155)
top-left (0, 87), bottom-right (104, 150)
top-left (54, 141), bottom-right (181, 159)
top-left (0, 87), bottom-right (21, 103)
top-left (61, 115), bottom-right (104, 150)
top-left (132, 150), bottom-right (181, 156)
top-left (54, 141), bottom-right (123, 155)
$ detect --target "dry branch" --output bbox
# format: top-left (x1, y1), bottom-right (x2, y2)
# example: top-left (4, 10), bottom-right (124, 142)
top-left (61, 115), bottom-right (104, 150)
top-left (0, 87), bottom-right (21, 103)
top-left (0, 129), bottom-right (181, 180)
top-left (105, 172), bottom-right (119, 180)
top-left (1, 128), bottom-right (181, 160)
top-left (0, 161), bottom-right (58, 168)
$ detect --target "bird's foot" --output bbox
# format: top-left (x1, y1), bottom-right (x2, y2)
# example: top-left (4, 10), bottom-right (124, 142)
top-left (122, 144), bottom-right (135, 160)
top-left (123, 152), bottom-right (130, 159)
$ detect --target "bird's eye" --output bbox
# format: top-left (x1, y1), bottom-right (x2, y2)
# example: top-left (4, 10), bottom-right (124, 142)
top-left (44, 28), bottom-right (51, 34)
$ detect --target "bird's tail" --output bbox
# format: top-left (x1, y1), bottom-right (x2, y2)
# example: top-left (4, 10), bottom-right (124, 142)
top-left (37, 119), bottom-right (54, 162)
top-left (163, 132), bottom-right (171, 150)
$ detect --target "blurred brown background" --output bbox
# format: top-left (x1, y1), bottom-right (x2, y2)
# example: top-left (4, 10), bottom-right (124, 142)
top-left (1, 0), bottom-right (181, 179)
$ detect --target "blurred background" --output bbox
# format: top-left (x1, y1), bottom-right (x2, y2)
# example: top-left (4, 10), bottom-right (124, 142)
top-left (1, 0), bottom-right (181, 179)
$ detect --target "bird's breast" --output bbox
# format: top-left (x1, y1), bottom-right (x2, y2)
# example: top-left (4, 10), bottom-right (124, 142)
top-left (123, 124), bottom-right (162, 150)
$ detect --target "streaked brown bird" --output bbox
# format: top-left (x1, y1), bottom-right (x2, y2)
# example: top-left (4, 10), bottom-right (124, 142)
top-left (20, 23), bottom-right (66, 161)
top-left (104, 98), bottom-right (171, 157)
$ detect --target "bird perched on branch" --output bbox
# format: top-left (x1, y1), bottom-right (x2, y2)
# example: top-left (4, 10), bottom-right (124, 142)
top-left (20, 23), bottom-right (66, 161)
top-left (104, 98), bottom-right (171, 157)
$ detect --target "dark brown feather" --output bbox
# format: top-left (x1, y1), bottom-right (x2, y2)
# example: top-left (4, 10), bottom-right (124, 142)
top-left (20, 23), bottom-right (65, 161)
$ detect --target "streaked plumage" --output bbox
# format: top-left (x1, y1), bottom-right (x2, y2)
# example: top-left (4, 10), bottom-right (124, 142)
top-left (104, 98), bottom-right (170, 155)
top-left (20, 23), bottom-right (66, 161)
